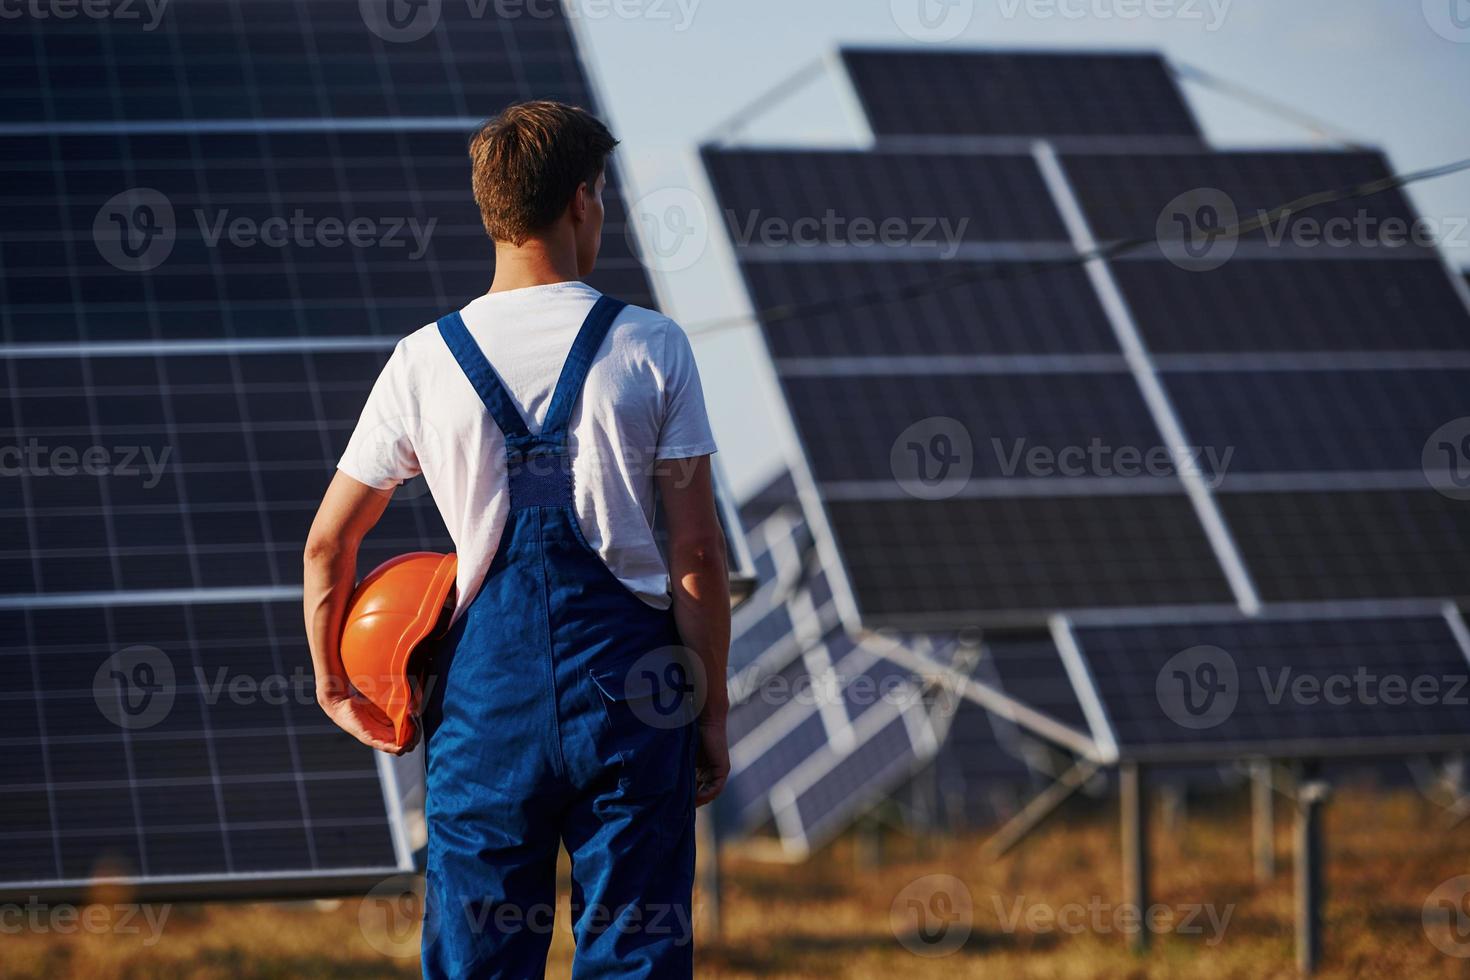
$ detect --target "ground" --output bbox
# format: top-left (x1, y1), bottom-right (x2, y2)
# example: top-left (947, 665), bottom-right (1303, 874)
top-left (5, 788), bottom-right (1470, 978)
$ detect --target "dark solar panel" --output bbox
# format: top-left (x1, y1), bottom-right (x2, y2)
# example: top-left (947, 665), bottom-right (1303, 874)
top-left (0, 598), bottom-right (402, 893)
top-left (1, 351), bottom-right (451, 596)
top-left (743, 260), bottom-right (1120, 359)
top-left (1218, 491), bottom-right (1470, 602)
top-left (982, 633), bottom-right (1089, 731)
top-left (6, 0), bottom-right (590, 124)
top-left (0, 130), bottom-right (651, 343)
top-left (783, 371), bottom-right (1167, 483)
top-left (1074, 613), bottom-right (1470, 761)
top-left (788, 713), bottom-right (920, 847)
top-left (827, 495), bottom-right (1234, 623)
top-left (1063, 151), bottom-right (1425, 251)
top-left (702, 148), bottom-right (1069, 245)
top-left (1163, 368), bottom-right (1470, 475)
top-left (1113, 260), bottom-right (1470, 354)
top-left (841, 49), bottom-right (1202, 140)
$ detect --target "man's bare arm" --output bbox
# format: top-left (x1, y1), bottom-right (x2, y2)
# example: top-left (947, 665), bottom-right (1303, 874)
top-left (303, 470), bottom-right (406, 754)
top-left (656, 456), bottom-right (731, 805)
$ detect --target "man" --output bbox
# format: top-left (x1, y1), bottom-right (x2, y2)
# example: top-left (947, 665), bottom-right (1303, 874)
top-left (303, 101), bottom-right (730, 978)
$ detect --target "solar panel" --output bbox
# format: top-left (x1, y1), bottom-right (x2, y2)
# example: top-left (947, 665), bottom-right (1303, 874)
top-left (826, 495), bottom-right (1233, 626)
top-left (1113, 259), bottom-right (1470, 354)
top-left (0, 598), bottom-right (406, 899)
top-left (701, 146), bottom-right (1235, 626)
top-left (1062, 150), bottom-right (1427, 252)
top-left (1068, 610), bottom-right (1470, 762)
top-left (2, 0), bottom-right (672, 900)
top-left (1218, 491), bottom-right (1470, 603)
top-left (702, 148), bottom-right (1068, 245)
top-left (840, 49), bottom-right (1203, 141)
top-left (742, 260), bottom-right (1121, 359)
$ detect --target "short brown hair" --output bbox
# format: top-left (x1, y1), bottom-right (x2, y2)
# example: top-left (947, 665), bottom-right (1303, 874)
top-left (468, 101), bottom-right (618, 245)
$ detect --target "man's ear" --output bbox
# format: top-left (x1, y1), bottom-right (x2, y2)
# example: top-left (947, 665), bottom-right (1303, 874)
top-left (569, 180), bottom-right (591, 224)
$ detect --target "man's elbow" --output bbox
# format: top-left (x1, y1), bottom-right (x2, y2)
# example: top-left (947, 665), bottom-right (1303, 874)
top-left (672, 533), bottom-right (727, 577)
top-left (303, 530), bottom-right (350, 569)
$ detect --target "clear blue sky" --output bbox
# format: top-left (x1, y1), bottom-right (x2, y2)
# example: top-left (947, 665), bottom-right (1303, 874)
top-left (574, 0), bottom-right (1470, 499)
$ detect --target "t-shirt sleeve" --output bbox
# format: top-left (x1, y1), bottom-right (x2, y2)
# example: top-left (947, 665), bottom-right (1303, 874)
top-left (337, 342), bottom-right (422, 490)
top-left (656, 318), bottom-right (719, 461)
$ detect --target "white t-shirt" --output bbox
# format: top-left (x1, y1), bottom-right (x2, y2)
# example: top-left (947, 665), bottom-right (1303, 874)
top-left (338, 281), bottom-right (718, 619)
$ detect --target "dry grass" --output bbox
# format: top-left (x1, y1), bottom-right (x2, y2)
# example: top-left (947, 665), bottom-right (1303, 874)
top-left (6, 788), bottom-right (1470, 978)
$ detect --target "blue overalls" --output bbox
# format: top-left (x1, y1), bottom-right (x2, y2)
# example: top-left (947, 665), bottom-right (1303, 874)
top-left (421, 295), bottom-right (697, 979)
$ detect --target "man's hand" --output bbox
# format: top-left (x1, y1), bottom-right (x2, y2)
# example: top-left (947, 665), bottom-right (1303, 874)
top-left (318, 691), bottom-right (417, 756)
top-left (694, 718), bottom-right (729, 806)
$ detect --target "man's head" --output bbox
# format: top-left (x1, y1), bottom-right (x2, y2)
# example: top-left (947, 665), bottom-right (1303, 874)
top-left (468, 101), bottom-right (618, 277)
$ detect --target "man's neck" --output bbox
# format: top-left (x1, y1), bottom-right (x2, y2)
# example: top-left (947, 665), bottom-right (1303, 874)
top-left (488, 238), bottom-right (581, 293)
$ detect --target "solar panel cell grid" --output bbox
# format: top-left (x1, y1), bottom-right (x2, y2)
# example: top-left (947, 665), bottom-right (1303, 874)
top-left (1075, 615), bottom-right (1470, 758)
top-left (744, 260), bottom-right (1120, 359)
top-left (842, 49), bottom-right (1202, 140)
top-left (0, 599), bottom-right (399, 886)
top-left (1113, 260), bottom-right (1470, 354)
top-left (782, 371), bottom-right (1167, 484)
top-left (980, 633), bottom-right (1089, 731)
top-left (1063, 151), bottom-right (1425, 251)
top-left (1163, 368), bottom-right (1470, 476)
top-left (826, 495), bottom-right (1234, 622)
top-left (702, 149), bottom-right (1069, 246)
top-left (1218, 491), bottom-right (1470, 602)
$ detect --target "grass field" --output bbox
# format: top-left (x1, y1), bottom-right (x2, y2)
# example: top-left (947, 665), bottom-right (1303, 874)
top-left (7, 788), bottom-right (1470, 978)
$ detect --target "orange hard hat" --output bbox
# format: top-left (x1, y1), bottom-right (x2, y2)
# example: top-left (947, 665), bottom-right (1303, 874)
top-left (339, 551), bottom-right (458, 750)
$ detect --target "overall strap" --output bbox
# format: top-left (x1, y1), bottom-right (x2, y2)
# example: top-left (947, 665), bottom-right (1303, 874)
top-left (436, 310), bottom-right (536, 456)
top-left (539, 294), bottom-right (626, 446)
